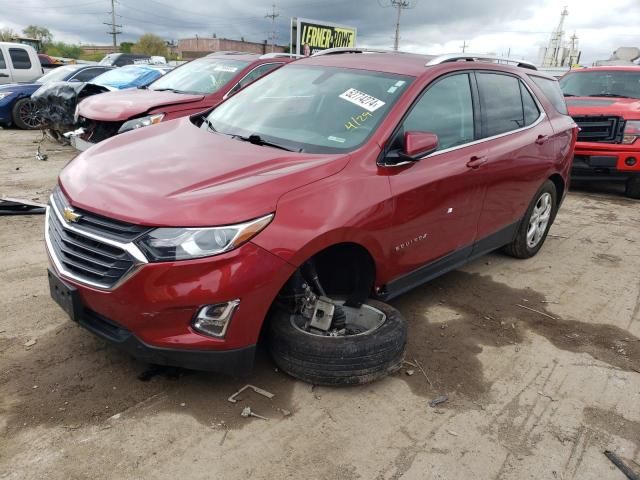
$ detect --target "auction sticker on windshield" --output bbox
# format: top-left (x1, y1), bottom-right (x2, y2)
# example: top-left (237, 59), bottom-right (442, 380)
top-left (339, 88), bottom-right (385, 112)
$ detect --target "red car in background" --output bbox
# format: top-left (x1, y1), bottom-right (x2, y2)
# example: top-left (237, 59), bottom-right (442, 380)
top-left (560, 66), bottom-right (640, 198)
top-left (70, 52), bottom-right (297, 150)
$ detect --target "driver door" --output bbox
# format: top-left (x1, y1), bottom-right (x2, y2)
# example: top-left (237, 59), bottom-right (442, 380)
top-left (385, 73), bottom-right (487, 285)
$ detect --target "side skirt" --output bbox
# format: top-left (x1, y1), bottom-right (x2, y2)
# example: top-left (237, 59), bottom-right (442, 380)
top-left (378, 222), bottom-right (519, 301)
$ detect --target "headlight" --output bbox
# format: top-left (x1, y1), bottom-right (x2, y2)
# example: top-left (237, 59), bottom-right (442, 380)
top-left (117, 113), bottom-right (165, 134)
top-left (622, 120), bottom-right (640, 144)
top-left (0, 92), bottom-right (14, 100)
top-left (137, 214), bottom-right (273, 261)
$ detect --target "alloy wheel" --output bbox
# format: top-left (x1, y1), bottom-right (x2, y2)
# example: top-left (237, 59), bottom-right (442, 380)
top-left (526, 192), bottom-right (552, 248)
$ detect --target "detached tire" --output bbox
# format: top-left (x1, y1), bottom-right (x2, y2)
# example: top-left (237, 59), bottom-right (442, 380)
top-left (625, 177), bottom-right (640, 199)
top-left (12, 98), bottom-right (41, 130)
top-left (269, 299), bottom-right (407, 386)
top-left (503, 179), bottom-right (557, 259)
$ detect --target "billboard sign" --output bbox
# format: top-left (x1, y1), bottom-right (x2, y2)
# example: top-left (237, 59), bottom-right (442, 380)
top-left (290, 18), bottom-right (357, 56)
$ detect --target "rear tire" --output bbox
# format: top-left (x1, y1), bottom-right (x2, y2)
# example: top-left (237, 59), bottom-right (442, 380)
top-left (625, 177), bottom-right (640, 199)
top-left (269, 299), bottom-right (407, 386)
top-left (12, 98), bottom-right (41, 130)
top-left (503, 180), bottom-right (557, 259)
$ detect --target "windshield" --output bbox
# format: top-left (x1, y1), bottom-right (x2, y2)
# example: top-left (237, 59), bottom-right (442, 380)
top-left (92, 65), bottom-right (162, 89)
top-left (560, 70), bottom-right (640, 99)
top-left (150, 58), bottom-right (249, 94)
top-left (205, 65), bottom-right (413, 153)
top-left (37, 65), bottom-right (80, 83)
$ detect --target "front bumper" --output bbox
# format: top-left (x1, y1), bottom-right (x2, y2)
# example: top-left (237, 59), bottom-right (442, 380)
top-left (50, 270), bottom-right (255, 374)
top-left (45, 205), bottom-right (296, 373)
top-left (571, 142), bottom-right (640, 181)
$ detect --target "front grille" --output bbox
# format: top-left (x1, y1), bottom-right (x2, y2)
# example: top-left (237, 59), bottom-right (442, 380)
top-left (47, 189), bottom-right (150, 288)
top-left (573, 115), bottom-right (625, 143)
top-left (78, 117), bottom-right (123, 143)
top-left (52, 189), bottom-right (150, 242)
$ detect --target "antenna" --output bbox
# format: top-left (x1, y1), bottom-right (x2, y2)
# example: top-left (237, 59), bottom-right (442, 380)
top-left (265, 3), bottom-right (279, 53)
top-left (103, 0), bottom-right (122, 49)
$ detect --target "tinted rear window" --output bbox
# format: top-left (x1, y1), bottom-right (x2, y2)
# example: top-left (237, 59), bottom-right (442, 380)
top-left (477, 73), bottom-right (528, 137)
top-left (531, 75), bottom-right (568, 115)
top-left (9, 48), bottom-right (32, 69)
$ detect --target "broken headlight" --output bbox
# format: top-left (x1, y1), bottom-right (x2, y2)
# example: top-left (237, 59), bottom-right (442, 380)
top-left (117, 113), bottom-right (165, 134)
top-left (622, 120), bottom-right (640, 144)
top-left (137, 214), bottom-right (273, 261)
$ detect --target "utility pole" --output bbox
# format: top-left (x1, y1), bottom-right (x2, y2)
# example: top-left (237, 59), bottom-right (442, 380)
top-left (460, 40), bottom-right (469, 53)
top-left (104, 0), bottom-right (122, 50)
top-left (265, 3), bottom-right (279, 53)
top-left (391, 0), bottom-right (410, 51)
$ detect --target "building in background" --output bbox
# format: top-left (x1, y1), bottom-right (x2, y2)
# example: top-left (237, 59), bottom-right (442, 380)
top-left (538, 7), bottom-right (581, 68)
top-left (177, 37), bottom-right (286, 59)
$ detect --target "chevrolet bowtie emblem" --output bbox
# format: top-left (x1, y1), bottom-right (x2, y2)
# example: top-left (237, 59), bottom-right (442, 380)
top-left (63, 207), bottom-right (81, 223)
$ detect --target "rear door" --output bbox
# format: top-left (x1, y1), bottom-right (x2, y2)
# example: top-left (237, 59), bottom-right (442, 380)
top-left (386, 72), bottom-right (487, 284)
top-left (0, 47), bottom-right (12, 84)
top-left (8, 46), bottom-right (39, 82)
top-left (472, 71), bottom-right (555, 249)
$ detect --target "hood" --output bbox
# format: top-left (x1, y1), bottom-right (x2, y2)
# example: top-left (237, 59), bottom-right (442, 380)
top-left (566, 96), bottom-right (640, 118)
top-left (59, 117), bottom-right (350, 227)
top-left (0, 83), bottom-right (40, 93)
top-left (78, 88), bottom-right (205, 121)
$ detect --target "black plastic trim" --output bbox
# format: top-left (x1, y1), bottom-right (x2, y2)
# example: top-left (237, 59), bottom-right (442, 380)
top-left (378, 222), bottom-right (518, 301)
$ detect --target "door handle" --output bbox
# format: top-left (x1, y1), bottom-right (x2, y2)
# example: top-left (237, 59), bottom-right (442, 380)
top-left (535, 134), bottom-right (549, 145)
top-left (466, 155), bottom-right (487, 169)
top-left (0, 73), bottom-right (8, 77)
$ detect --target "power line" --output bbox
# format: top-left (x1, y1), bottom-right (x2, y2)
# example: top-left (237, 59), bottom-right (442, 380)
top-left (265, 3), bottom-right (279, 53)
top-left (103, 0), bottom-right (122, 48)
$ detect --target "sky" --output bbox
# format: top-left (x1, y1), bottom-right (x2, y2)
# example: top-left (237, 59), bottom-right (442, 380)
top-left (2, 0), bottom-right (639, 65)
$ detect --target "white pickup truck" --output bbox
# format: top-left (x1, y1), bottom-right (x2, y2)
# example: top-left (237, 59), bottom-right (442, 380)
top-left (0, 42), bottom-right (43, 84)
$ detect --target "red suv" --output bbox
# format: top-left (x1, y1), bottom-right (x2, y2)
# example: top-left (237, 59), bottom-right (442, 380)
top-left (70, 52), bottom-right (295, 150)
top-left (560, 66), bottom-right (640, 198)
top-left (46, 50), bottom-right (577, 385)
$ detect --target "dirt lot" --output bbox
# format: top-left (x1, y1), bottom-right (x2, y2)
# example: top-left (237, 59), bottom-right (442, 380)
top-left (1, 129), bottom-right (639, 480)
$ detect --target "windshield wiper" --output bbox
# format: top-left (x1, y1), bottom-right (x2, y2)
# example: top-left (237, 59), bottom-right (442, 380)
top-left (587, 93), bottom-right (634, 99)
top-left (233, 134), bottom-right (301, 152)
top-left (151, 88), bottom-right (189, 94)
top-left (201, 117), bottom-right (217, 132)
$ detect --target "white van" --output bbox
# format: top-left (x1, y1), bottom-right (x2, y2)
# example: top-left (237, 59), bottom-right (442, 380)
top-left (0, 42), bottom-right (43, 85)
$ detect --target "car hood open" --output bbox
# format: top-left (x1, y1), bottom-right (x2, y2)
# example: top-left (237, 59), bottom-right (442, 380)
top-left (78, 88), bottom-right (206, 121)
top-left (59, 117), bottom-right (351, 227)
top-left (566, 96), bottom-right (640, 119)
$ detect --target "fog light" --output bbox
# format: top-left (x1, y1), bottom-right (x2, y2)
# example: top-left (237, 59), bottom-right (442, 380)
top-left (192, 300), bottom-right (240, 337)
top-left (625, 156), bottom-right (637, 166)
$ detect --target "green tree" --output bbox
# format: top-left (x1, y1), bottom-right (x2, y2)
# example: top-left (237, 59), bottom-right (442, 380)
top-left (0, 28), bottom-right (17, 41)
top-left (131, 33), bottom-right (167, 56)
top-left (120, 42), bottom-right (134, 53)
top-left (45, 41), bottom-right (82, 59)
top-left (22, 25), bottom-right (53, 45)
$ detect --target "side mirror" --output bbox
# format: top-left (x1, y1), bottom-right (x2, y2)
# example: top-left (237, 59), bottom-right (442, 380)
top-left (403, 131), bottom-right (438, 160)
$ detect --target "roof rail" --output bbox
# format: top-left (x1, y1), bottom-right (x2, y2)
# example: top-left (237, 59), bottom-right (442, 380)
top-left (426, 53), bottom-right (537, 71)
top-left (259, 53), bottom-right (304, 59)
top-left (312, 47), bottom-right (397, 57)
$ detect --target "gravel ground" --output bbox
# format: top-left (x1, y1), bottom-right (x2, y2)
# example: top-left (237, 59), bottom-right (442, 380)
top-left (1, 130), bottom-right (639, 480)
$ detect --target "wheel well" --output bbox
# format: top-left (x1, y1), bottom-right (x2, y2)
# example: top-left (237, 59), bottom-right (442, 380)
top-left (311, 242), bottom-right (377, 298)
top-left (549, 174), bottom-right (565, 205)
top-left (258, 242), bottom-right (377, 345)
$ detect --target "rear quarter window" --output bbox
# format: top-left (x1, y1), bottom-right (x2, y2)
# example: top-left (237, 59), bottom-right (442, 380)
top-left (0, 49), bottom-right (5, 69)
top-left (530, 75), bottom-right (568, 115)
top-left (9, 48), bottom-right (32, 70)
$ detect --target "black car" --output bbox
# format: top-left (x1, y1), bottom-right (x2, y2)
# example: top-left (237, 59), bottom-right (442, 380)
top-left (99, 53), bottom-right (153, 67)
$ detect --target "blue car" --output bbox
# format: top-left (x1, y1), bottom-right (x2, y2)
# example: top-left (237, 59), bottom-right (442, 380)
top-left (87, 64), bottom-right (173, 91)
top-left (0, 64), bottom-right (113, 129)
